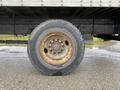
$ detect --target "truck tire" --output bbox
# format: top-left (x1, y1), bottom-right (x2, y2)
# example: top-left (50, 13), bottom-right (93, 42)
top-left (27, 20), bottom-right (85, 75)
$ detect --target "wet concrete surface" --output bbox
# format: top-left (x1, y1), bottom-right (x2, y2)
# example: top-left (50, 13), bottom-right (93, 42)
top-left (0, 40), bottom-right (120, 90)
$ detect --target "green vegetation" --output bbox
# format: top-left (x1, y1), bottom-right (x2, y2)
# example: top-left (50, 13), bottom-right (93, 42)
top-left (0, 35), bottom-right (28, 40)
top-left (85, 37), bottom-right (105, 48)
top-left (0, 43), bottom-right (27, 46)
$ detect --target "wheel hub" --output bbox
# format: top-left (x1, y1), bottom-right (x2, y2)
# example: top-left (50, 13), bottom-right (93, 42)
top-left (48, 39), bottom-right (64, 55)
top-left (39, 32), bottom-right (74, 65)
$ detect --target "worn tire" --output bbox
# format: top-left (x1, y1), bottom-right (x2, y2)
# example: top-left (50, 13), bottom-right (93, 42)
top-left (27, 20), bottom-right (85, 75)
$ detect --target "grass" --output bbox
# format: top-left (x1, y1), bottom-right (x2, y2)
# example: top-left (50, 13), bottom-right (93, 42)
top-left (85, 37), bottom-right (105, 48)
top-left (0, 35), bottom-right (28, 40)
top-left (0, 43), bottom-right (27, 46)
top-left (0, 35), bottom-right (105, 47)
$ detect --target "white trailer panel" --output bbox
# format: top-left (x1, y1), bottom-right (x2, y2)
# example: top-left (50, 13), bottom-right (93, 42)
top-left (0, 0), bottom-right (120, 7)
top-left (1, 0), bottom-right (21, 6)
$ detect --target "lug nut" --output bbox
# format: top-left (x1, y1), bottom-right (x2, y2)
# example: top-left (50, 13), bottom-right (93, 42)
top-left (50, 40), bottom-right (54, 43)
top-left (59, 40), bottom-right (61, 43)
top-left (50, 50), bottom-right (52, 52)
top-left (49, 47), bottom-right (52, 50)
top-left (57, 52), bottom-right (60, 54)
top-left (55, 39), bottom-right (58, 42)
top-left (61, 43), bottom-right (64, 46)
top-left (53, 52), bottom-right (56, 55)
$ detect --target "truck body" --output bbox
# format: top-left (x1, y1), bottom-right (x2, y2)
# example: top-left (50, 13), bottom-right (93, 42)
top-left (0, 1), bottom-right (119, 40)
top-left (0, 0), bottom-right (120, 7)
top-left (0, 0), bottom-right (120, 75)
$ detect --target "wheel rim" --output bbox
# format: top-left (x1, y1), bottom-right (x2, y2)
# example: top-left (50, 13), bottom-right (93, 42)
top-left (39, 32), bottom-right (74, 66)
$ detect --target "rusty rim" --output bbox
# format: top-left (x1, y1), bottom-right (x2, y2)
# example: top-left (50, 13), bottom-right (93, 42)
top-left (39, 32), bottom-right (74, 66)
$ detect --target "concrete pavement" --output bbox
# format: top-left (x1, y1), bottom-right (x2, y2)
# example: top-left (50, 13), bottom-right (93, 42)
top-left (0, 40), bottom-right (120, 90)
